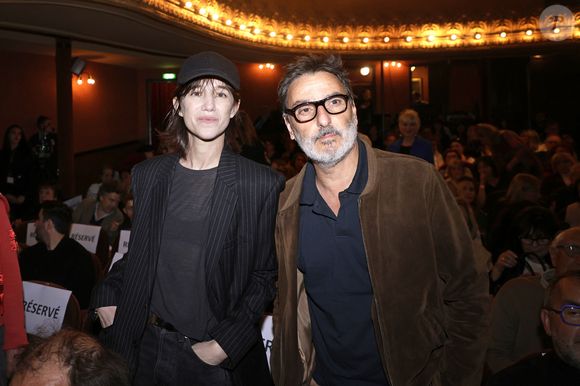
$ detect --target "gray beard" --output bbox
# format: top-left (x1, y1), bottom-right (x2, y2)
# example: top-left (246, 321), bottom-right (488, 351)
top-left (294, 116), bottom-right (358, 168)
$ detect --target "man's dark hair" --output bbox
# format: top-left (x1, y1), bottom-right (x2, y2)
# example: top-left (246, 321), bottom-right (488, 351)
top-left (277, 54), bottom-right (354, 111)
top-left (40, 201), bottom-right (72, 235)
top-left (12, 329), bottom-right (131, 386)
top-left (159, 78), bottom-right (241, 158)
top-left (36, 115), bottom-right (50, 129)
top-left (97, 181), bottom-right (122, 200)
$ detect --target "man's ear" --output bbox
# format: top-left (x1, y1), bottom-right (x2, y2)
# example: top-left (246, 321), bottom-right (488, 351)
top-left (45, 219), bottom-right (55, 233)
top-left (283, 115), bottom-right (296, 141)
top-left (540, 309), bottom-right (553, 337)
top-left (173, 97), bottom-right (182, 117)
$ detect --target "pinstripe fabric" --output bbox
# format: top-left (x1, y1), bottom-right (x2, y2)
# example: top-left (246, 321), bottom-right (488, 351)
top-left (90, 149), bottom-right (284, 384)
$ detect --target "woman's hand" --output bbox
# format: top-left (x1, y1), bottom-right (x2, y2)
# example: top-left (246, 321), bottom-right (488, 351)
top-left (192, 340), bottom-right (227, 366)
top-left (490, 250), bottom-right (518, 281)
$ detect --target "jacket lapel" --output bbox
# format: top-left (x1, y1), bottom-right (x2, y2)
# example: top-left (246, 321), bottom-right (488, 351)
top-left (148, 154), bottom-right (178, 282)
top-left (204, 149), bottom-right (238, 280)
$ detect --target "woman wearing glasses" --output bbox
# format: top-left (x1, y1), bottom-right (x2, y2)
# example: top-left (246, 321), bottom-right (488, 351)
top-left (490, 205), bottom-right (561, 295)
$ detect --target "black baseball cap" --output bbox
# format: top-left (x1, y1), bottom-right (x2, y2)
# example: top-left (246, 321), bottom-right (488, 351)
top-left (177, 51), bottom-right (240, 90)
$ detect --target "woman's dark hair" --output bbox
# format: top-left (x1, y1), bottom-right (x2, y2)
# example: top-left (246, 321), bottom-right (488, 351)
top-left (159, 78), bottom-right (241, 158)
top-left (2, 124), bottom-right (27, 153)
top-left (510, 205), bottom-right (560, 253)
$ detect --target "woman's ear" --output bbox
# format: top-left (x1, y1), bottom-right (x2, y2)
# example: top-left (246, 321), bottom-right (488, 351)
top-left (173, 97), bottom-right (182, 117)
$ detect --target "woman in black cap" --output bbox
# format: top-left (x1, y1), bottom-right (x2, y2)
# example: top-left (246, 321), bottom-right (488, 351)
top-left (91, 51), bottom-right (284, 386)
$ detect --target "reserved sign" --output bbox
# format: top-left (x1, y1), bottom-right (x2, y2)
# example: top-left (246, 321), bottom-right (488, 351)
top-left (22, 281), bottom-right (72, 337)
top-left (118, 230), bottom-right (130, 254)
top-left (69, 223), bottom-right (101, 253)
top-left (261, 315), bottom-right (273, 369)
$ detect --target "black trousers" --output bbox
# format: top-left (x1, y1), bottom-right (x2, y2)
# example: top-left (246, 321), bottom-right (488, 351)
top-left (134, 324), bottom-right (232, 386)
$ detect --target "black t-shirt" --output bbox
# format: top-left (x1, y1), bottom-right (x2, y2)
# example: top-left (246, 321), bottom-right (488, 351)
top-left (151, 163), bottom-right (217, 340)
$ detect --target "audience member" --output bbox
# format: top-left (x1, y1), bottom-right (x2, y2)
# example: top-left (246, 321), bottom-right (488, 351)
top-left (0, 194), bottom-right (27, 385)
top-left (226, 110), bottom-right (268, 164)
top-left (485, 173), bottom-right (543, 258)
top-left (10, 330), bottom-right (130, 386)
top-left (28, 115), bottom-right (58, 183)
top-left (73, 182), bottom-right (123, 246)
top-left (86, 165), bottom-right (115, 200)
top-left (387, 108), bottom-right (434, 163)
top-left (489, 205), bottom-right (560, 295)
top-left (486, 270), bottom-right (580, 385)
top-left (0, 125), bottom-right (33, 221)
top-left (19, 201), bottom-right (96, 309)
top-left (486, 227), bottom-right (580, 374)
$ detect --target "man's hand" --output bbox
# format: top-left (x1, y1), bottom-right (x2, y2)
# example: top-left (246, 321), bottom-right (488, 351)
top-left (192, 340), bottom-right (227, 366)
top-left (96, 306), bottom-right (117, 328)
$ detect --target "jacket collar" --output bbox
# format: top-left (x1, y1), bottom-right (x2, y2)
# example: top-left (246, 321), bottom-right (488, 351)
top-left (280, 134), bottom-right (376, 214)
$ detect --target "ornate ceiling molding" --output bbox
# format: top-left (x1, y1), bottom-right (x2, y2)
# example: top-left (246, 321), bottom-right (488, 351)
top-left (120, 0), bottom-right (578, 52)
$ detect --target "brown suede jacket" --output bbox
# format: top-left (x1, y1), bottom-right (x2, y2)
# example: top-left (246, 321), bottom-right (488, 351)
top-left (272, 136), bottom-right (490, 386)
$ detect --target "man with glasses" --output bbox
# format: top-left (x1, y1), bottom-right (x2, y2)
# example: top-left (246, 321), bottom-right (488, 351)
top-left (487, 270), bottom-right (580, 385)
top-left (487, 226), bottom-right (580, 374)
top-left (271, 54), bottom-right (489, 386)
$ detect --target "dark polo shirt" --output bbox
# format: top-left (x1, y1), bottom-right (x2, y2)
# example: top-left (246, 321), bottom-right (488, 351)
top-left (298, 141), bottom-right (388, 385)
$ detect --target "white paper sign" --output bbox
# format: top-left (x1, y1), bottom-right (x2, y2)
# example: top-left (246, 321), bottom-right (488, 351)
top-left (22, 281), bottom-right (72, 337)
top-left (118, 230), bottom-right (130, 254)
top-left (25, 222), bottom-right (38, 247)
top-left (63, 195), bottom-right (83, 210)
top-left (261, 315), bottom-right (273, 369)
top-left (109, 252), bottom-right (124, 272)
top-left (69, 223), bottom-right (101, 253)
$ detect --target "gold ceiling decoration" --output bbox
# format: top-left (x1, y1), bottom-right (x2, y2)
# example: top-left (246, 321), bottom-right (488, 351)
top-left (142, 0), bottom-right (579, 51)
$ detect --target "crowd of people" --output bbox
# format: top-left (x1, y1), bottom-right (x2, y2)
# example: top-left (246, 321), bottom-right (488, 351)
top-left (1, 51), bottom-right (580, 385)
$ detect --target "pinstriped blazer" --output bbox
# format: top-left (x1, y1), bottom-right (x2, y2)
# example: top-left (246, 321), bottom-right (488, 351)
top-left (90, 149), bottom-right (284, 384)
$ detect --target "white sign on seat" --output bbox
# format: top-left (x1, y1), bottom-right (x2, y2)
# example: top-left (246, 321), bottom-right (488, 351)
top-left (109, 252), bottom-right (124, 272)
top-left (63, 195), bottom-right (83, 210)
top-left (118, 230), bottom-right (130, 254)
top-left (69, 223), bottom-right (101, 253)
top-left (25, 222), bottom-right (38, 247)
top-left (22, 281), bottom-right (72, 337)
top-left (261, 315), bottom-right (273, 369)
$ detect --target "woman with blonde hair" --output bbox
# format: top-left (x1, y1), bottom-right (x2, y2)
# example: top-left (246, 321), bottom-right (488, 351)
top-left (387, 108), bottom-right (434, 163)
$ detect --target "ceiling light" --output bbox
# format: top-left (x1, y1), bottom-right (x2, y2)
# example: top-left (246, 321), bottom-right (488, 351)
top-left (239, 24), bottom-right (246, 30)
top-left (225, 19), bottom-right (232, 26)
top-left (253, 28), bottom-right (261, 34)
top-left (212, 13), bottom-right (219, 21)
top-left (199, 8), bottom-right (207, 16)
top-left (450, 34), bottom-right (458, 41)
top-left (87, 75), bottom-right (95, 85)
top-left (322, 36), bottom-right (330, 43)
top-left (286, 34), bottom-right (293, 40)
top-left (304, 35), bottom-right (311, 41)
top-left (396, 62), bottom-right (402, 68)
top-left (360, 67), bottom-right (370, 76)
top-left (427, 35), bottom-right (435, 42)
top-left (76, 75), bottom-right (83, 85)
top-left (553, 27), bottom-right (560, 34)
top-left (474, 32), bottom-right (482, 39)
top-left (342, 37), bottom-right (349, 43)
top-left (410, 66), bottom-right (416, 71)
top-left (391, 61), bottom-right (396, 67)
top-left (383, 62), bottom-right (389, 67)
top-left (184, 1), bottom-right (192, 8)
top-left (383, 36), bottom-right (390, 43)
top-left (269, 31), bottom-right (276, 38)
top-left (525, 29), bottom-right (533, 36)
top-left (258, 64), bottom-right (264, 69)
top-left (500, 31), bottom-right (507, 38)
top-left (405, 36), bottom-right (413, 42)
top-left (362, 37), bottom-right (369, 43)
